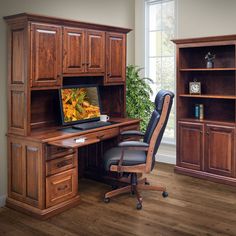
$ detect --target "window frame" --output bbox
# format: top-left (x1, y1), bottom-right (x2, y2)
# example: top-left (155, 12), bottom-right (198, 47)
top-left (145, 0), bottom-right (177, 145)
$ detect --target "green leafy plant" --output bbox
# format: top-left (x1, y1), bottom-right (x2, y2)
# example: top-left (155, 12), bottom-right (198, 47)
top-left (126, 65), bottom-right (154, 131)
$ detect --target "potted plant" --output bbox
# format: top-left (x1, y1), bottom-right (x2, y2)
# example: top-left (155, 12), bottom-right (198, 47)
top-left (126, 65), bottom-right (154, 131)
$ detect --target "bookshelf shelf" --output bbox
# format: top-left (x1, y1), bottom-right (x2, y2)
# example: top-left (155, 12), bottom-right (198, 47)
top-left (179, 68), bottom-right (236, 71)
top-left (179, 94), bottom-right (236, 99)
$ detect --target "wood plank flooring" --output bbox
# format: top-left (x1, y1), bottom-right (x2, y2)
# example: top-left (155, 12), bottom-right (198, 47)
top-left (1, 163), bottom-right (236, 236)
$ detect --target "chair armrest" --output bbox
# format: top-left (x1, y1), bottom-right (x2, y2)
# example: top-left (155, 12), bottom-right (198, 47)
top-left (118, 141), bottom-right (149, 150)
top-left (120, 130), bottom-right (144, 137)
top-left (116, 141), bottom-right (149, 172)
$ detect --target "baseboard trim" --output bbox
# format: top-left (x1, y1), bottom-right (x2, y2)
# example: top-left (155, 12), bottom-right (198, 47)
top-left (0, 195), bottom-right (6, 207)
top-left (156, 153), bottom-right (176, 165)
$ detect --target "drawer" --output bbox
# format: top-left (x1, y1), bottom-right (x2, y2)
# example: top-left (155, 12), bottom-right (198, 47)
top-left (46, 154), bottom-right (77, 176)
top-left (86, 127), bottom-right (119, 140)
top-left (46, 169), bottom-right (78, 208)
top-left (46, 144), bottom-right (74, 160)
top-left (120, 124), bottom-right (140, 133)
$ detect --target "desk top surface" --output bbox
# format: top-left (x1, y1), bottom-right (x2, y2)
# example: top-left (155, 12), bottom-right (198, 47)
top-left (26, 118), bottom-right (140, 143)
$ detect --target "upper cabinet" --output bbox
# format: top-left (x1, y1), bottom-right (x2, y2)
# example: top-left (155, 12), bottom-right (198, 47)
top-left (31, 23), bottom-right (62, 87)
top-left (5, 13), bottom-right (131, 89)
top-left (63, 28), bottom-right (105, 75)
top-left (105, 33), bottom-right (126, 84)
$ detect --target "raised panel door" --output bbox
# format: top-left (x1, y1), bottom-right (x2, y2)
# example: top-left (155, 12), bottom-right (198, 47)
top-left (86, 30), bottom-right (105, 73)
top-left (9, 141), bottom-right (25, 201)
top-left (178, 122), bottom-right (204, 170)
top-left (25, 145), bottom-right (41, 207)
top-left (31, 23), bottom-right (62, 87)
top-left (63, 27), bottom-right (85, 74)
top-left (205, 124), bottom-right (235, 177)
top-left (105, 32), bottom-right (126, 84)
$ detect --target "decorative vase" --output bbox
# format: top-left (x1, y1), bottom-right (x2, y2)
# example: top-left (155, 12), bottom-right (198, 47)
top-left (207, 61), bottom-right (214, 68)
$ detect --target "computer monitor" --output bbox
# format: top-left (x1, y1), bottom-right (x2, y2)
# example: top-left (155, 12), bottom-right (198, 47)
top-left (59, 85), bottom-right (101, 125)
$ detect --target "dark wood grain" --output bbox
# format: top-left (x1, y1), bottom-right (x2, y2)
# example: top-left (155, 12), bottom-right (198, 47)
top-left (174, 35), bottom-right (236, 186)
top-left (1, 163), bottom-right (236, 236)
top-left (31, 23), bottom-right (62, 87)
top-left (178, 121), bottom-right (203, 170)
top-left (105, 32), bottom-right (126, 84)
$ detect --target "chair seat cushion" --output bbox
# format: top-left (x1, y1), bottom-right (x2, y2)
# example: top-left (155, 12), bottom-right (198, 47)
top-left (103, 147), bottom-right (147, 171)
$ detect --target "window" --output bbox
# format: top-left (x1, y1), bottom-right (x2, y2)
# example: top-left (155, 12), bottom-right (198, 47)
top-left (145, 0), bottom-right (176, 143)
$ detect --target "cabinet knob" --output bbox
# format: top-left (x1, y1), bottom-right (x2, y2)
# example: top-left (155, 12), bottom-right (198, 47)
top-left (206, 131), bottom-right (209, 135)
top-left (107, 73), bottom-right (111, 77)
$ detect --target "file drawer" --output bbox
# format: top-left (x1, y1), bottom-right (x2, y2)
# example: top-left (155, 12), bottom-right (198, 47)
top-left (86, 127), bottom-right (119, 140)
top-left (46, 168), bottom-right (78, 207)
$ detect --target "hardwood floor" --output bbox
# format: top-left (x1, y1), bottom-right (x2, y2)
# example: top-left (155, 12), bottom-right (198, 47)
top-left (1, 163), bottom-right (236, 236)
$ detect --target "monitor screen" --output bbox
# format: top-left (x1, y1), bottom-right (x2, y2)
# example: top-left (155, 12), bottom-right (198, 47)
top-left (59, 86), bottom-right (101, 125)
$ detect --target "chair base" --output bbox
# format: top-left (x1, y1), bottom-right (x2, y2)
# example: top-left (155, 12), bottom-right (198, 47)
top-left (104, 174), bottom-right (168, 210)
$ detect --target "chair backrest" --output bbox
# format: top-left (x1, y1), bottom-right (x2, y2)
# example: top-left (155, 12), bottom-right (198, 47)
top-left (144, 90), bottom-right (174, 172)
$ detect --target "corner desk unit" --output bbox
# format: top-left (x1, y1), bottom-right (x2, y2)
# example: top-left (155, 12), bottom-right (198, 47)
top-left (4, 13), bottom-right (139, 219)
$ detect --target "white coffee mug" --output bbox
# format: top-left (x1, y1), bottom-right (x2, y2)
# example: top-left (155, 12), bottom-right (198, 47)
top-left (100, 114), bottom-right (110, 122)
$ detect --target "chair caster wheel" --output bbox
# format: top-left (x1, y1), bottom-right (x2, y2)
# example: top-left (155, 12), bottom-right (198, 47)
top-left (104, 197), bottom-right (110, 203)
top-left (145, 181), bottom-right (150, 185)
top-left (162, 191), bottom-right (168, 198)
top-left (136, 203), bottom-right (142, 210)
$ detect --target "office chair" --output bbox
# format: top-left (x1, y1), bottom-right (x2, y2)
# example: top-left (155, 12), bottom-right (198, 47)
top-left (102, 90), bottom-right (174, 209)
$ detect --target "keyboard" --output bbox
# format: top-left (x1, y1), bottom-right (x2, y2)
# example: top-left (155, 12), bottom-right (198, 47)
top-left (72, 121), bottom-right (112, 130)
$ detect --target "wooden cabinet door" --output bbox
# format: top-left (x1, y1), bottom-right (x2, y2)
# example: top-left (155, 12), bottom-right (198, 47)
top-left (86, 30), bottom-right (105, 73)
top-left (63, 27), bottom-right (85, 74)
top-left (8, 138), bottom-right (43, 208)
top-left (31, 23), bottom-right (62, 87)
top-left (105, 32), bottom-right (126, 84)
top-left (178, 122), bottom-right (204, 170)
top-left (205, 124), bottom-right (235, 177)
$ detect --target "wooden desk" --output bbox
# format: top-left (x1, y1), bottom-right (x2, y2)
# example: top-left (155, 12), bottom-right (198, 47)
top-left (4, 13), bottom-right (134, 219)
top-left (7, 118), bottom-right (140, 219)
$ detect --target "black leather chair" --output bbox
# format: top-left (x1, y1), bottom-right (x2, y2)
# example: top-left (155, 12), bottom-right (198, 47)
top-left (103, 90), bottom-right (174, 209)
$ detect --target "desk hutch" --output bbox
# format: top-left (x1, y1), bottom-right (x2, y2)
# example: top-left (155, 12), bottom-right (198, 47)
top-left (173, 35), bottom-right (236, 186)
top-left (4, 13), bottom-right (139, 219)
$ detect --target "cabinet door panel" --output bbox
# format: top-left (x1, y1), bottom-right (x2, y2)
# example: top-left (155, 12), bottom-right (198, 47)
top-left (106, 33), bottom-right (126, 84)
top-left (86, 30), bottom-right (105, 73)
top-left (31, 23), bottom-right (62, 87)
top-left (9, 142), bottom-right (25, 199)
top-left (178, 122), bottom-right (203, 170)
top-left (63, 27), bottom-right (85, 74)
top-left (26, 146), bottom-right (40, 205)
top-left (205, 125), bottom-right (235, 177)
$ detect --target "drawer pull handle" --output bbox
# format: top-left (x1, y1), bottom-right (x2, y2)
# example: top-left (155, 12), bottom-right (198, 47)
top-left (57, 185), bottom-right (68, 191)
top-left (97, 134), bottom-right (105, 139)
top-left (56, 160), bottom-right (70, 168)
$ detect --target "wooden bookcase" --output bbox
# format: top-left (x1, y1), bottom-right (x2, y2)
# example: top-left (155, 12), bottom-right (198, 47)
top-left (173, 35), bottom-right (236, 185)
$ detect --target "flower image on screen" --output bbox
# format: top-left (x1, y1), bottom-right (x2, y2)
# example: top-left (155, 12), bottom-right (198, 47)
top-left (60, 87), bottom-right (101, 123)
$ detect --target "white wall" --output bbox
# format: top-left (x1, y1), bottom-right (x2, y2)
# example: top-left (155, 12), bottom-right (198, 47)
top-left (0, 0), bottom-right (135, 206)
top-left (177, 0), bottom-right (236, 38)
